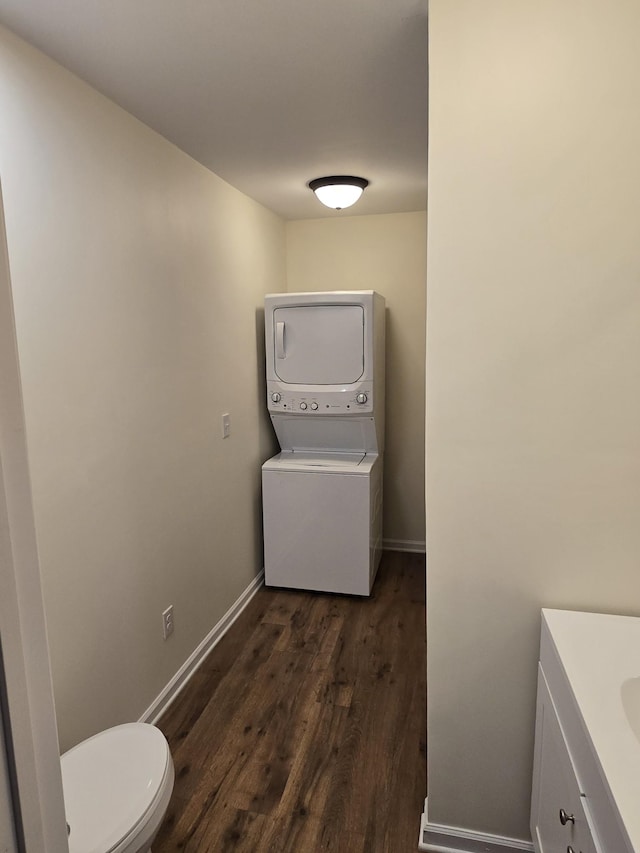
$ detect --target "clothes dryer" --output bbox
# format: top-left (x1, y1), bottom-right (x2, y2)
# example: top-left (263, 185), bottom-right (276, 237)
top-left (264, 291), bottom-right (385, 453)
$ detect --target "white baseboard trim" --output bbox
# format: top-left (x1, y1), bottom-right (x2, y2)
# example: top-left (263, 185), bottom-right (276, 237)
top-left (140, 570), bottom-right (265, 725)
top-left (419, 799), bottom-right (534, 853)
top-left (382, 537), bottom-right (426, 553)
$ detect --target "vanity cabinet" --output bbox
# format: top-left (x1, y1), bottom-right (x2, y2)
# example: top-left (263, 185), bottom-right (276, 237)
top-left (531, 666), bottom-right (598, 853)
top-left (531, 610), bottom-right (637, 853)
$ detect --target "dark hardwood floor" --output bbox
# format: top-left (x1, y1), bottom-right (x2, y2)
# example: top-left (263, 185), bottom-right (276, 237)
top-left (154, 550), bottom-right (426, 852)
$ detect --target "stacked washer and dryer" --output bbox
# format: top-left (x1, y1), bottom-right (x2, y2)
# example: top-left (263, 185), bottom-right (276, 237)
top-left (262, 291), bottom-right (385, 596)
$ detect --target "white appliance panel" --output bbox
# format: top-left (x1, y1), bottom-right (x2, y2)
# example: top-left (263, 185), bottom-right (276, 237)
top-left (273, 305), bottom-right (364, 385)
top-left (268, 415), bottom-right (378, 453)
top-left (267, 451), bottom-right (366, 470)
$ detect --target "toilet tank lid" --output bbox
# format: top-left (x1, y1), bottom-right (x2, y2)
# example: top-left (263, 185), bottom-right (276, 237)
top-left (61, 722), bottom-right (171, 853)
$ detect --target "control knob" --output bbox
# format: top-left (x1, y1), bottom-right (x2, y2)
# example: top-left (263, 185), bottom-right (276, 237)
top-left (356, 392), bottom-right (368, 404)
top-left (299, 402), bottom-right (307, 410)
top-left (271, 392), bottom-right (281, 403)
top-left (311, 402), bottom-right (318, 410)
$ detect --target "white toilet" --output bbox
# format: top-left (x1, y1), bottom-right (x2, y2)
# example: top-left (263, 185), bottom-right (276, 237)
top-left (61, 722), bottom-right (175, 853)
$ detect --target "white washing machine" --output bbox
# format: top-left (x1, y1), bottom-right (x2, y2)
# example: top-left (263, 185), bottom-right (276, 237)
top-left (262, 291), bottom-right (385, 596)
top-left (262, 451), bottom-right (383, 596)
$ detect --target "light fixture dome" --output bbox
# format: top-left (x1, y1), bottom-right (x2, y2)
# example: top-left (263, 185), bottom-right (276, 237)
top-left (309, 176), bottom-right (369, 210)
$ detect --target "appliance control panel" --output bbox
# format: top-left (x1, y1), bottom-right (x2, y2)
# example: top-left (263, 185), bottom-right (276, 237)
top-left (267, 384), bottom-right (373, 414)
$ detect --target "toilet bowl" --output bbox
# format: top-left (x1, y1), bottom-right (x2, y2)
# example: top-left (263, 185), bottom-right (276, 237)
top-left (61, 722), bottom-right (174, 853)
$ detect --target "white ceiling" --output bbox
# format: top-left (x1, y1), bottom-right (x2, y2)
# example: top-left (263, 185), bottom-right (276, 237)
top-left (0, 0), bottom-right (428, 221)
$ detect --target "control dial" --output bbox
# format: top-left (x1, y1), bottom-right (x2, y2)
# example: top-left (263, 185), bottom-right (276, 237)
top-left (271, 392), bottom-right (281, 403)
top-left (299, 402), bottom-right (308, 410)
top-left (356, 392), bottom-right (368, 404)
top-left (310, 402), bottom-right (319, 410)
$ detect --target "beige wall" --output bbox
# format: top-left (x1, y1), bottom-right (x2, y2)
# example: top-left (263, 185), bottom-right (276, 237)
top-left (0, 26), bottom-right (285, 752)
top-left (426, 0), bottom-right (640, 841)
top-left (286, 213), bottom-right (426, 548)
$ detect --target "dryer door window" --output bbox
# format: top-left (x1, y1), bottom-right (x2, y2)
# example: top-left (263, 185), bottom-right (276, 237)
top-left (273, 305), bottom-right (364, 384)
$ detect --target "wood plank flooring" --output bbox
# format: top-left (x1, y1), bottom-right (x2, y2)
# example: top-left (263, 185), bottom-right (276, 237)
top-left (154, 550), bottom-right (426, 853)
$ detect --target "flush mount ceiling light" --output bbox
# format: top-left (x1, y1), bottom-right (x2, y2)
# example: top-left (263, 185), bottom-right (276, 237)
top-left (308, 176), bottom-right (369, 210)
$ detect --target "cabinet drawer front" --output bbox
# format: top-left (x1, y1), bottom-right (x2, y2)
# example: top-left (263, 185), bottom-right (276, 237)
top-left (532, 667), bottom-right (601, 853)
